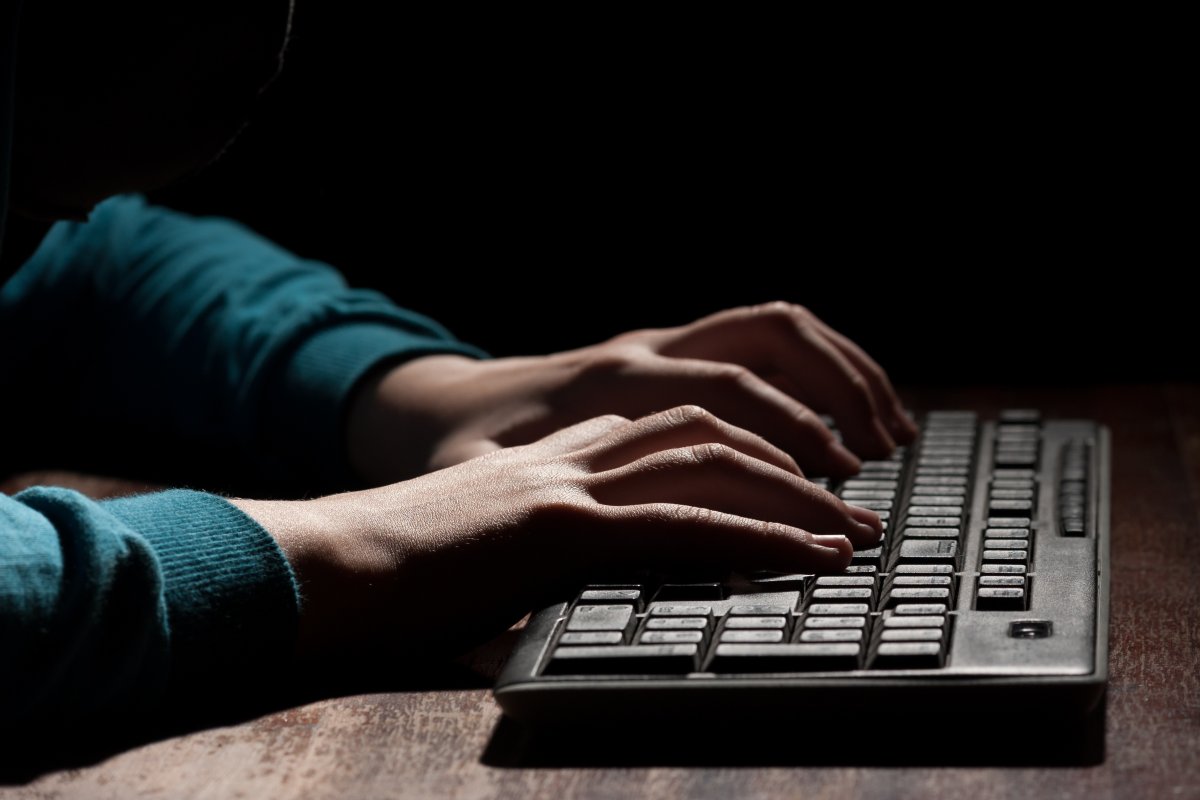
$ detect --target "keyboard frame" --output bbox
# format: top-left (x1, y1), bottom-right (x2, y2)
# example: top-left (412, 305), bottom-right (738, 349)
top-left (494, 423), bottom-right (1111, 726)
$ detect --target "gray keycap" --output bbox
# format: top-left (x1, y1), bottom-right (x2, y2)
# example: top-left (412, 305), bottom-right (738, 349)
top-left (880, 628), bottom-right (944, 642)
top-left (898, 539), bottom-right (958, 565)
top-left (566, 604), bottom-right (634, 632)
top-left (723, 616), bottom-right (787, 629)
top-left (871, 642), bottom-right (944, 669)
top-left (719, 630), bottom-right (784, 643)
top-left (640, 630), bottom-right (705, 644)
top-left (798, 628), bottom-right (864, 642)
top-left (559, 631), bottom-right (624, 645)
top-left (644, 617), bottom-right (708, 630)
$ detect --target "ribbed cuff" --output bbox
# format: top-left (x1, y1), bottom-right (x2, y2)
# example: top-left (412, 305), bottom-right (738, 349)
top-left (102, 490), bottom-right (299, 689)
top-left (265, 322), bottom-right (486, 487)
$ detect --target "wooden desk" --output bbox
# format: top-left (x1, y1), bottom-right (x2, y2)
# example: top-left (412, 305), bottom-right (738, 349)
top-left (2, 385), bottom-right (1198, 800)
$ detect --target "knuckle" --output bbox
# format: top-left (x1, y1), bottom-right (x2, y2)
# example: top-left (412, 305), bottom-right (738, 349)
top-left (847, 372), bottom-right (876, 407)
top-left (713, 363), bottom-right (754, 387)
top-left (579, 345), bottom-right (646, 376)
top-left (689, 442), bottom-right (740, 467)
top-left (664, 404), bottom-right (714, 428)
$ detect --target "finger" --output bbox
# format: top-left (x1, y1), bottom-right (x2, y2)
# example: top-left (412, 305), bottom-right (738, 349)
top-left (595, 502), bottom-right (855, 574)
top-left (579, 405), bottom-right (803, 477)
top-left (587, 442), bottom-right (882, 547)
top-left (810, 317), bottom-right (918, 443)
top-left (653, 303), bottom-right (896, 459)
top-left (571, 354), bottom-right (861, 477)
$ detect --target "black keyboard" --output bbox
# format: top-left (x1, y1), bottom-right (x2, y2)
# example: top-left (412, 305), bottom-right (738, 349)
top-left (494, 410), bottom-right (1111, 727)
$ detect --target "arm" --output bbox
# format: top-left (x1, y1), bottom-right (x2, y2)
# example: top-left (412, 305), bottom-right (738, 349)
top-left (1, 193), bottom-right (485, 489)
top-left (0, 489), bottom-right (297, 726)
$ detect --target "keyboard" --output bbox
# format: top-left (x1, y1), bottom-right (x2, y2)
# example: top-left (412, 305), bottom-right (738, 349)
top-left (494, 410), bottom-right (1110, 727)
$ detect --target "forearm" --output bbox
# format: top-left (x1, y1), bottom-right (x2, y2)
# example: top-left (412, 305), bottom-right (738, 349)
top-left (4, 194), bottom-right (485, 489)
top-left (1, 489), bottom-right (298, 725)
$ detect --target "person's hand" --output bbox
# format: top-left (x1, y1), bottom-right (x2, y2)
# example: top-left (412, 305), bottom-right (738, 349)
top-left (347, 302), bottom-right (917, 486)
top-left (235, 407), bottom-right (883, 657)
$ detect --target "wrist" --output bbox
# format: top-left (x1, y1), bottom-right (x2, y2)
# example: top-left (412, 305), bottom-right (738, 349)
top-left (229, 494), bottom-right (384, 656)
top-left (345, 354), bottom-right (479, 484)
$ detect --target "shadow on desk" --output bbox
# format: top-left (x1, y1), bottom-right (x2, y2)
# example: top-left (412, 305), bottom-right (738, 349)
top-left (0, 651), bottom-right (496, 785)
top-left (481, 696), bottom-right (1107, 769)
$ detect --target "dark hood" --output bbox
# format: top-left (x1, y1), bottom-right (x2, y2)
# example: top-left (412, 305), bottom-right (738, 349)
top-left (1, 1), bottom-right (22, 261)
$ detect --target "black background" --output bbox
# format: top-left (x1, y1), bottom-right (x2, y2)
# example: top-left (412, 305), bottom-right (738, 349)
top-left (151, 9), bottom-right (1191, 384)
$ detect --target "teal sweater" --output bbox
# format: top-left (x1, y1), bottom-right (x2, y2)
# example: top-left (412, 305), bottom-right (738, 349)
top-left (0, 194), bottom-right (484, 724)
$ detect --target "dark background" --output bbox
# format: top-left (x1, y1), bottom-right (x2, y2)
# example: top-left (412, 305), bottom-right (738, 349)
top-left (152, 9), bottom-right (1190, 384)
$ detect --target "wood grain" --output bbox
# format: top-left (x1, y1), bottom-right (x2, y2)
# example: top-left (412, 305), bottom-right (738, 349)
top-left (2, 386), bottom-right (1198, 800)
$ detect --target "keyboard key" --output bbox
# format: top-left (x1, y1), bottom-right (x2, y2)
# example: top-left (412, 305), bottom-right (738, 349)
top-left (812, 587), bottom-right (874, 602)
top-left (891, 575), bottom-right (953, 588)
top-left (912, 485), bottom-right (967, 496)
top-left (1000, 409), bottom-right (1041, 423)
top-left (850, 547), bottom-right (884, 568)
top-left (579, 588), bottom-right (644, 610)
top-left (871, 642), bottom-right (944, 669)
top-left (987, 517), bottom-right (1032, 528)
top-left (892, 603), bottom-right (948, 616)
top-left (640, 630), bottom-right (705, 644)
top-left (544, 644), bottom-right (699, 675)
top-left (989, 499), bottom-right (1034, 515)
top-left (976, 587), bottom-right (1027, 611)
top-left (906, 516), bottom-right (963, 527)
top-left (649, 604), bottom-right (712, 617)
top-left (984, 527), bottom-right (1031, 538)
top-left (559, 631), bottom-right (624, 646)
top-left (886, 587), bottom-right (951, 606)
top-left (979, 576), bottom-right (1026, 587)
top-left (840, 489), bottom-right (897, 500)
top-left (708, 643), bottom-right (862, 672)
top-left (882, 615), bottom-right (946, 628)
top-left (723, 616), bottom-right (787, 629)
top-left (880, 628), bottom-right (944, 642)
top-left (567, 605), bottom-right (634, 633)
top-left (989, 489), bottom-right (1034, 500)
top-left (914, 476), bottom-right (969, 486)
top-left (984, 539), bottom-right (1029, 550)
top-left (644, 617), bottom-right (708, 631)
top-left (718, 630), bottom-right (784, 644)
top-left (898, 539), bottom-right (958, 565)
top-left (982, 549), bottom-right (1029, 562)
top-left (728, 604), bottom-right (793, 615)
top-left (993, 469), bottom-right (1036, 479)
top-left (845, 499), bottom-right (894, 511)
top-left (798, 629), bottom-right (864, 643)
top-left (894, 564), bottom-right (954, 575)
top-left (841, 479), bottom-right (900, 490)
top-left (914, 466), bottom-right (970, 476)
top-left (814, 576), bottom-right (876, 588)
top-left (991, 479), bottom-right (1036, 490)
top-left (901, 527), bottom-right (961, 538)
top-left (802, 616), bottom-right (868, 629)
top-left (982, 563), bottom-right (1027, 574)
top-left (808, 603), bottom-right (870, 615)
top-left (908, 504), bottom-right (964, 516)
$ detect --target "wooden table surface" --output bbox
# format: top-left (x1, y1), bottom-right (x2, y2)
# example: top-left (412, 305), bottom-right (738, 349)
top-left (2, 385), bottom-right (1197, 800)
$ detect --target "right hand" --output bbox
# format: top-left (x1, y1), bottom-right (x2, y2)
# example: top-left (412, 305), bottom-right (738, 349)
top-left (234, 406), bottom-right (883, 658)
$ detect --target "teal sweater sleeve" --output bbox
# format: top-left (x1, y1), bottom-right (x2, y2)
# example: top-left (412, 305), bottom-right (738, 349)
top-left (0, 488), bottom-right (297, 725)
top-left (0, 195), bottom-right (486, 725)
top-left (1, 193), bottom-right (486, 489)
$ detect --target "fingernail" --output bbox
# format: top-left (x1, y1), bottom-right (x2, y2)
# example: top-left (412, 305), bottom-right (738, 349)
top-left (828, 440), bottom-right (861, 472)
top-left (857, 521), bottom-right (883, 540)
top-left (875, 420), bottom-right (897, 453)
top-left (811, 534), bottom-right (852, 555)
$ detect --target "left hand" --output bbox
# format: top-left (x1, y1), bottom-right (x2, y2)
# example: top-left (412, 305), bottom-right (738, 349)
top-left (346, 302), bottom-right (917, 485)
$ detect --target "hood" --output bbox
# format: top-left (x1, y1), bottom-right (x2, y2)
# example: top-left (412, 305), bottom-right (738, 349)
top-left (1, 1), bottom-right (22, 261)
